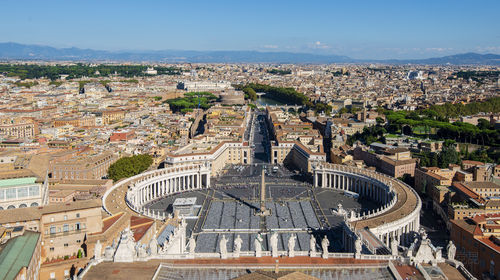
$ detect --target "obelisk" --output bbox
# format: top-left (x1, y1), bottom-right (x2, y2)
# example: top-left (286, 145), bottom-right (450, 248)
top-left (256, 166), bottom-right (271, 216)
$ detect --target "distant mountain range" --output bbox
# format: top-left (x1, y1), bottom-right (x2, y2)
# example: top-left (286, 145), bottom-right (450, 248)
top-left (1, 42), bottom-right (500, 65)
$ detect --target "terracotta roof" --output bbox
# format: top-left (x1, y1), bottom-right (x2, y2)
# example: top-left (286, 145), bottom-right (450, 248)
top-left (462, 160), bottom-right (485, 166)
top-left (234, 271), bottom-right (319, 280)
top-left (476, 236), bottom-right (500, 252)
top-left (464, 181), bottom-right (500, 190)
top-left (91, 212), bottom-right (125, 235)
top-left (452, 182), bottom-right (484, 204)
top-left (130, 216), bottom-right (154, 242)
top-left (451, 219), bottom-right (477, 234)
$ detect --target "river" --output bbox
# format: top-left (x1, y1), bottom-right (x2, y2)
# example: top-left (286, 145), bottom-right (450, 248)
top-left (254, 96), bottom-right (285, 106)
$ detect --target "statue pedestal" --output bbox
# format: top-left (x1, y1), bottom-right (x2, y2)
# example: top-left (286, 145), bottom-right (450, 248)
top-left (255, 208), bottom-right (271, 217)
top-left (322, 252), bottom-right (329, 259)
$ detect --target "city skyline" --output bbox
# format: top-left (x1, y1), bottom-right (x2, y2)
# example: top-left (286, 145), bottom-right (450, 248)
top-left (1, 0), bottom-right (499, 59)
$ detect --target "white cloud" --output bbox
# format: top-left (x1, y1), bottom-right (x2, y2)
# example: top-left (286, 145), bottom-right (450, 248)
top-left (474, 46), bottom-right (500, 53)
top-left (309, 41), bottom-right (330, 50)
top-left (262, 45), bottom-right (278, 49)
top-left (425, 47), bottom-right (454, 52)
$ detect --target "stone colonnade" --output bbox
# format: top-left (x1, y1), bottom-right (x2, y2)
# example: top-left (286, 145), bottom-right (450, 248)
top-left (313, 164), bottom-right (420, 247)
top-left (126, 164), bottom-right (211, 211)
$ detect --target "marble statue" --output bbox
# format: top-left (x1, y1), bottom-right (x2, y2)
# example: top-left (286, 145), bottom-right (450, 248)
top-left (414, 237), bottom-right (439, 264)
top-left (220, 235), bottom-right (228, 259)
top-left (321, 235), bottom-right (330, 259)
top-left (288, 234), bottom-right (296, 257)
top-left (309, 235), bottom-right (317, 257)
top-left (254, 234), bottom-right (263, 257)
top-left (355, 238), bottom-right (362, 255)
top-left (149, 237), bottom-right (158, 256)
top-left (270, 232), bottom-right (279, 258)
top-left (94, 240), bottom-right (102, 260)
top-left (139, 244), bottom-right (148, 258)
top-left (419, 228), bottom-right (428, 241)
top-left (188, 236), bottom-right (196, 255)
top-left (391, 238), bottom-right (399, 256)
top-left (104, 246), bottom-right (114, 259)
top-left (234, 235), bottom-right (243, 257)
top-left (446, 241), bottom-right (456, 261)
top-left (337, 203), bottom-right (345, 215)
top-left (113, 228), bottom-right (137, 262)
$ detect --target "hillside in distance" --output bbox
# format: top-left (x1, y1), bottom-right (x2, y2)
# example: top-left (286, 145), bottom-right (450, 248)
top-left (0, 42), bottom-right (351, 63)
top-left (1, 42), bottom-right (500, 65)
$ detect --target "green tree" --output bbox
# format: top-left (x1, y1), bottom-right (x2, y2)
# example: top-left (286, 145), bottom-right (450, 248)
top-left (431, 153), bottom-right (438, 167)
top-left (438, 147), bottom-right (460, 168)
top-left (477, 118), bottom-right (492, 130)
top-left (338, 107), bottom-right (348, 115)
top-left (108, 154), bottom-right (153, 182)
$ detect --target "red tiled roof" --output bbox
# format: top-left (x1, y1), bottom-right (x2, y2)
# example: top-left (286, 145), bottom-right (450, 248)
top-left (131, 222), bottom-right (153, 242)
top-left (130, 216), bottom-right (152, 227)
top-left (462, 160), bottom-right (485, 166)
top-left (452, 182), bottom-right (484, 204)
top-left (476, 236), bottom-right (500, 252)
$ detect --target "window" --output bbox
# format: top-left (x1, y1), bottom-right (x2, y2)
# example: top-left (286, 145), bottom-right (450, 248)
top-left (63, 224), bottom-right (69, 232)
top-left (75, 222), bottom-right (81, 230)
top-left (50, 247), bottom-right (54, 252)
top-left (64, 243), bottom-right (68, 247)
top-left (76, 213), bottom-right (80, 218)
top-left (6, 188), bottom-right (16, 199)
top-left (64, 215), bottom-right (67, 220)
top-left (50, 226), bottom-right (56, 234)
top-left (50, 272), bottom-right (55, 279)
top-left (64, 270), bottom-right (69, 276)
top-left (28, 186), bottom-right (39, 197)
top-left (77, 239), bottom-right (81, 243)
top-left (50, 217), bottom-right (55, 222)
top-left (17, 187), bottom-right (28, 198)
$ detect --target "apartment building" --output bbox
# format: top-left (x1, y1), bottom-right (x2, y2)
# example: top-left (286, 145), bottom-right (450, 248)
top-left (50, 151), bottom-right (115, 180)
top-left (0, 117), bottom-right (38, 139)
top-left (0, 230), bottom-right (41, 280)
top-left (0, 169), bottom-right (48, 210)
top-left (414, 167), bottom-right (453, 194)
top-left (451, 214), bottom-right (500, 279)
top-left (0, 199), bottom-right (101, 254)
top-left (353, 144), bottom-right (416, 178)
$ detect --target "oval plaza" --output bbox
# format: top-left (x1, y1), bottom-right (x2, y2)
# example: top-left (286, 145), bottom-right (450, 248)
top-left (104, 160), bottom-right (421, 258)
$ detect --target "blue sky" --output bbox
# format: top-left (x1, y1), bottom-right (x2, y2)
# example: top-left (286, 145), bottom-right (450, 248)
top-left (1, 0), bottom-right (499, 59)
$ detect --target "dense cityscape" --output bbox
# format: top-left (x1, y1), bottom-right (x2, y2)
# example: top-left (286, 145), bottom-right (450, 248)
top-left (0, 61), bottom-right (497, 280)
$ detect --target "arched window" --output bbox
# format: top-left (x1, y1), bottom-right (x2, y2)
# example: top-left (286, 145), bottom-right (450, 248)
top-left (19, 204), bottom-right (27, 208)
top-left (30, 202), bottom-right (39, 207)
top-left (7, 205), bottom-right (15, 209)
